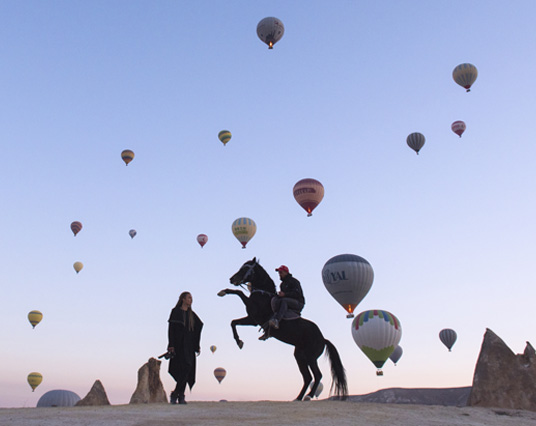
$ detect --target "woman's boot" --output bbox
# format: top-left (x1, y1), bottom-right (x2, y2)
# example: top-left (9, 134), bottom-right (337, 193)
top-left (170, 392), bottom-right (178, 404)
top-left (178, 394), bottom-right (187, 405)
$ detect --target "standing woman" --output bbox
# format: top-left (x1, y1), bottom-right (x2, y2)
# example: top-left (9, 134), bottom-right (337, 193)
top-left (167, 291), bottom-right (203, 404)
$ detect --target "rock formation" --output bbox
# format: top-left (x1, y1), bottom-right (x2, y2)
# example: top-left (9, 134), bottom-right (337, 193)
top-left (129, 357), bottom-right (167, 404)
top-left (75, 380), bottom-right (110, 406)
top-left (468, 328), bottom-right (536, 411)
top-left (345, 387), bottom-right (471, 406)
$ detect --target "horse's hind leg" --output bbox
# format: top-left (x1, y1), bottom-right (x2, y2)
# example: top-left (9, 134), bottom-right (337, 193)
top-left (305, 358), bottom-right (322, 400)
top-left (293, 348), bottom-right (312, 401)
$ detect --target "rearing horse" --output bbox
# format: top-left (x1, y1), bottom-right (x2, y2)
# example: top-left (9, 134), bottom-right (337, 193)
top-left (218, 257), bottom-right (348, 401)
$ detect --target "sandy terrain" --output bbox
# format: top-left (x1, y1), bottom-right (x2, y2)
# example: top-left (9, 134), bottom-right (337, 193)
top-left (1, 401), bottom-right (536, 426)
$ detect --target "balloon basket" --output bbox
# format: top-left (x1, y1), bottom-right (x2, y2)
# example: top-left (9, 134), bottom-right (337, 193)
top-left (346, 314), bottom-right (354, 318)
top-left (376, 370), bottom-right (384, 376)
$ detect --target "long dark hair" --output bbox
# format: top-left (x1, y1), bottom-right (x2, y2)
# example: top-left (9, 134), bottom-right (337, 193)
top-left (176, 291), bottom-right (195, 331)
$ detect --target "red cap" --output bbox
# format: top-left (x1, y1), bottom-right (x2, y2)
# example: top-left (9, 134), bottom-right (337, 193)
top-left (275, 265), bottom-right (289, 273)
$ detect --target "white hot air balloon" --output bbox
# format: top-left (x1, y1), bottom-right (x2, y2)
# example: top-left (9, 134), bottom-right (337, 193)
top-left (321, 254), bottom-right (374, 318)
top-left (256, 17), bottom-right (285, 49)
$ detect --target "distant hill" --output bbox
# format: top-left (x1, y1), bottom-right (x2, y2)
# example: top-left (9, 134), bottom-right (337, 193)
top-left (336, 387), bottom-right (471, 407)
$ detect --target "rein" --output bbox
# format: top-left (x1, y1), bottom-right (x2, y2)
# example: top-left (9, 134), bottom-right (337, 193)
top-left (238, 261), bottom-right (275, 297)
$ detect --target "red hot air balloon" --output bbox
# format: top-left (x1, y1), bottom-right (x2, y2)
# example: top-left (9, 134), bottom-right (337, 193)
top-left (451, 121), bottom-right (466, 138)
top-left (293, 178), bottom-right (324, 217)
top-left (197, 234), bottom-right (208, 248)
top-left (70, 221), bottom-right (82, 236)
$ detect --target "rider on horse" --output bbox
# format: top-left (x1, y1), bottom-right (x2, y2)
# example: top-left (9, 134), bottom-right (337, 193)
top-left (259, 265), bottom-right (305, 340)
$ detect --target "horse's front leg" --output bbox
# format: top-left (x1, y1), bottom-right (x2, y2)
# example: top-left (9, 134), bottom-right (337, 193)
top-left (218, 288), bottom-right (249, 304)
top-left (230, 316), bottom-right (258, 349)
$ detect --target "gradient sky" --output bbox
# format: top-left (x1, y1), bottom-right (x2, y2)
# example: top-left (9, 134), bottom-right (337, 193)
top-left (1, 1), bottom-right (536, 407)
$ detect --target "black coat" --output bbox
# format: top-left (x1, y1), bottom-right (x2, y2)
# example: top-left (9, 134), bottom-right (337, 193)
top-left (167, 307), bottom-right (203, 390)
top-left (280, 274), bottom-right (305, 305)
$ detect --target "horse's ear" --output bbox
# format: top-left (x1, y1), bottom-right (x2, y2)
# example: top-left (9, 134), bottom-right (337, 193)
top-left (252, 257), bottom-right (256, 263)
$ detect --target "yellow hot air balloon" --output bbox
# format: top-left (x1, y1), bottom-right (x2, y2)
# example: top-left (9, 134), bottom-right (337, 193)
top-left (28, 310), bottom-right (43, 329)
top-left (210, 345), bottom-right (217, 354)
top-left (27, 372), bottom-right (43, 392)
top-left (121, 149), bottom-right (135, 166)
top-left (452, 63), bottom-right (478, 92)
top-left (293, 178), bottom-right (324, 217)
top-left (232, 217), bottom-right (256, 249)
top-left (214, 367), bottom-right (226, 383)
top-left (218, 130), bottom-right (231, 146)
top-left (73, 261), bottom-right (83, 274)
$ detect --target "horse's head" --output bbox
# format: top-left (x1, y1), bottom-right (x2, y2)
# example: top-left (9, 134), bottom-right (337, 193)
top-left (229, 257), bottom-right (276, 294)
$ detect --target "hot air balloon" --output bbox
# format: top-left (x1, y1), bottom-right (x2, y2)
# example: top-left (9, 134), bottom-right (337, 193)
top-left (27, 372), bottom-right (42, 392)
top-left (210, 345), bottom-right (217, 354)
top-left (453, 63), bottom-right (478, 92)
top-left (439, 328), bottom-right (457, 352)
top-left (451, 121), bottom-right (466, 138)
top-left (407, 132), bottom-right (425, 155)
top-left (257, 17), bottom-right (285, 49)
top-left (28, 310), bottom-right (43, 329)
top-left (293, 178), bottom-right (324, 217)
top-left (121, 149), bottom-right (135, 166)
top-left (214, 367), bottom-right (226, 383)
top-left (73, 261), bottom-right (83, 274)
top-left (197, 234), bottom-right (208, 248)
top-left (218, 130), bottom-right (231, 146)
top-left (351, 310), bottom-right (402, 375)
top-left (321, 254), bottom-right (374, 318)
top-left (70, 221), bottom-right (82, 237)
top-left (232, 217), bottom-right (256, 249)
top-left (389, 345), bottom-right (403, 366)
top-left (129, 229), bottom-right (137, 239)
top-left (37, 390), bottom-right (81, 407)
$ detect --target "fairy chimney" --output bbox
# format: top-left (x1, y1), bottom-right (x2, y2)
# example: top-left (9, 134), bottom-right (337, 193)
top-left (75, 380), bottom-right (111, 406)
top-left (129, 357), bottom-right (167, 404)
top-left (468, 328), bottom-right (536, 411)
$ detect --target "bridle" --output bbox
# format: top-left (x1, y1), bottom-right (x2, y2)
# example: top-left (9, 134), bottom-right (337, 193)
top-left (237, 260), bottom-right (275, 297)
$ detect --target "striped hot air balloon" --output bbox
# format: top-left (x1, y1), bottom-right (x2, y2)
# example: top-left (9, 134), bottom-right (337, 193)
top-left (232, 218), bottom-right (256, 249)
top-left (121, 149), bottom-right (135, 166)
top-left (293, 178), bottom-right (324, 217)
top-left (451, 121), bottom-right (466, 138)
top-left (453, 63), bottom-right (478, 92)
top-left (210, 345), bottom-right (217, 354)
top-left (407, 132), bottom-right (425, 155)
top-left (218, 130), bottom-right (231, 146)
top-left (70, 221), bottom-right (82, 236)
top-left (257, 17), bottom-right (285, 49)
top-left (321, 254), bottom-right (374, 318)
top-left (352, 310), bottom-right (402, 375)
top-left (439, 328), bottom-right (457, 352)
top-left (197, 234), bottom-right (208, 248)
top-left (28, 310), bottom-right (43, 329)
top-left (27, 372), bottom-right (43, 391)
top-left (214, 367), bottom-right (226, 383)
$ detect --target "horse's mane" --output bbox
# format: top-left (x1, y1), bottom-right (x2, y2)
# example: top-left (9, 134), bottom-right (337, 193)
top-left (252, 260), bottom-right (276, 293)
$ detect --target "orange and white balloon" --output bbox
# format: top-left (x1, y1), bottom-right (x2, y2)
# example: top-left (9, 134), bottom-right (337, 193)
top-left (293, 178), bottom-right (324, 217)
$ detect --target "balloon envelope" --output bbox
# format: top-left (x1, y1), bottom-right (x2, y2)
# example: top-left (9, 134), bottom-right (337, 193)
top-left (70, 221), bottom-right (82, 236)
top-left (73, 261), bottom-right (83, 274)
top-left (129, 229), bottom-right (137, 239)
top-left (197, 234), bottom-right (208, 248)
top-left (27, 372), bottom-right (42, 391)
top-left (214, 367), bottom-right (226, 383)
top-left (453, 63), bottom-right (478, 92)
top-left (28, 310), bottom-right (43, 329)
top-left (321, 254), bottom-right (374, 317)
top-left (232, 218), bottom-right (256, 248)
top-left (218, 130), bottom-right (231, 146)
top-left (439, 328), bottom-right (457, 351)
top-left (121, 149), bottom-right (135, 166)
top-left (37, 390), bottom-right (81, 407)
top-left (389, 345), bottom-right (403, 365)
top-left (257, 17), bottom-right (285, 49)
top-left (351, 310), bottom-right (402, 371)
top-left (210, 345), bottom-right (217, 354)
top-left (451, 121), bottom-right (466, 137)
top-left (407, 132), bottom-right (425, 155)
top-left (293, 178), bottom-right (324, 217)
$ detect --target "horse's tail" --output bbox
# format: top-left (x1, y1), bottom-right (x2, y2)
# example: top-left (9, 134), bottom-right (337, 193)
top-left (324, 339), bottom-right (348, 400)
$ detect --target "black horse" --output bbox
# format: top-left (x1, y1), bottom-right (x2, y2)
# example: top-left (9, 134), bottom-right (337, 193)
top-left (218, 257), bottom-right (348, 401)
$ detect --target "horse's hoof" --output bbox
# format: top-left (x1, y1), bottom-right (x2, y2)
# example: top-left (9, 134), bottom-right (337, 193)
top-left (217, 290), bottom-right (226, 297)
top-left (303, 395), bottom-right (312, 401)
top-left (238, 340), bottom-right (244, 349)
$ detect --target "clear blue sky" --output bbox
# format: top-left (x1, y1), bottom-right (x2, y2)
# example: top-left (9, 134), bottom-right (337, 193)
top-left (1, 1), bottom-right (535, 407)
